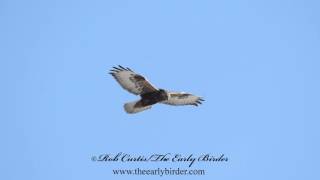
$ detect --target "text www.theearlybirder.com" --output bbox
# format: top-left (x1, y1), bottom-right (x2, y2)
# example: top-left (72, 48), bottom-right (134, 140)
top-left (112, 168), bottom-right (205, 176)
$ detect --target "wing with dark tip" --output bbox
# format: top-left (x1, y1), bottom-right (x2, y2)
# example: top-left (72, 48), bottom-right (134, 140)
top-left (162, 92), bottom-right (204, 106)
top-left (109, 65), bottom-right (158, 95)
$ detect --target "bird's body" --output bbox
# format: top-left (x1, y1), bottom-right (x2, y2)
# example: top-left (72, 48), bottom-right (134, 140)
top-left (109, 65), bottom-right (204, 114)
top-left (139, 89), bottom-right (168, 107)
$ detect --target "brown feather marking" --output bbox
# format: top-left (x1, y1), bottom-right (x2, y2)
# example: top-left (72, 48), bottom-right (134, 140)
top-left (177, 94), bottom-right (190, 99)
top-left (133, 74), bottom-right (145, 81)
top-left (133, 75), bottom-right (157, 94)
top-left (134, 100), bottom-right (144, 108)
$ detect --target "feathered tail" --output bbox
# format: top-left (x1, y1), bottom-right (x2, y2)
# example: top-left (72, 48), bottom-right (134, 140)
top-left (124, 100), bottom-right (152, 114)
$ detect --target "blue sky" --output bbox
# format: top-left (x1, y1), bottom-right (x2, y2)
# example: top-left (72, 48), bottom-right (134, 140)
top-left (1, 0), bottom-right (320, 179)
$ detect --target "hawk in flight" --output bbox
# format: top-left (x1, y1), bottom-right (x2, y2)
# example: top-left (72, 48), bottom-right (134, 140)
top-left (109, 65), bottom-right (204, 114)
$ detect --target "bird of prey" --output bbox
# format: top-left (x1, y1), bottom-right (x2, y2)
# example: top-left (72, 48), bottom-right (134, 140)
top-left (109, 65), bottom-right (204, 114)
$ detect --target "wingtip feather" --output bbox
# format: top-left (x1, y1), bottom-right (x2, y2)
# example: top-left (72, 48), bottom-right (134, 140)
top-left (127, 67), bottom-right (133, 71)
top-left (113, 66), bottom-right (122, 71)
top-left (118, 65), bottom-right (127, 70)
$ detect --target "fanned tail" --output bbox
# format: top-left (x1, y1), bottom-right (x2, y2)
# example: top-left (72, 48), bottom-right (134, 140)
top-left (124, 100), bottom-right (152, 114)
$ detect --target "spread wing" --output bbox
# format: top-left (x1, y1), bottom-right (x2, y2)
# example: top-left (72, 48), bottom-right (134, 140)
top-left (162, 92), bottom-right (204, 106)
top-left (109, 65), bottom-right (158, 95)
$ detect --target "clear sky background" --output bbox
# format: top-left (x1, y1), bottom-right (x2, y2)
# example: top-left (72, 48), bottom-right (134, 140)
top-left (1, 0), bottom-right (320, 179)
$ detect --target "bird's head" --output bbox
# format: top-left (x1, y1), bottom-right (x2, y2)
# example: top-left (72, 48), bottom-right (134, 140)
top-left (158, 89), bottom-right (168, 100)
